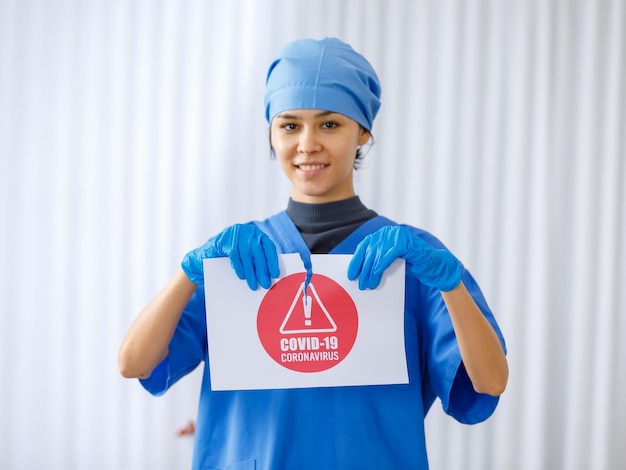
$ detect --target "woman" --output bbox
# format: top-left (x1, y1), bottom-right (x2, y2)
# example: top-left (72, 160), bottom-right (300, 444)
top-left (119, 37), bottom-right (508, 469)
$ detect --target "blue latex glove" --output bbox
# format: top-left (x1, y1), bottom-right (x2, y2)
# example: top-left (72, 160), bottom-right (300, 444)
top-left (181, 224), bottom-right (280, 290)
top-left (347, 225), bottom-right (462, 291)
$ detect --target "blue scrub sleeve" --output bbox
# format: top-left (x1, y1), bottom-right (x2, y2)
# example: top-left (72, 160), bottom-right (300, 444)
top-left (139, 286), bottom-right (208, 396)
top-left (412, 229), bottom-right (506, 424)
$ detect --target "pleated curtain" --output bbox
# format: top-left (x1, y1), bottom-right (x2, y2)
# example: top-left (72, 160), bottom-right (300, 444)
top-left (0, 1), bottom-right (624, 468)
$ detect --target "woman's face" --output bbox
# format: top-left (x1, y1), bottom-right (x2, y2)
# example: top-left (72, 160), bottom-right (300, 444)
top-left (270, 109), bottom-right (371, 203)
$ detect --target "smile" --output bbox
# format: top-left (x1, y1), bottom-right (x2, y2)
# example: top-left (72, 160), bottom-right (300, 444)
top-left (297, 164), bottom-right (328, 171)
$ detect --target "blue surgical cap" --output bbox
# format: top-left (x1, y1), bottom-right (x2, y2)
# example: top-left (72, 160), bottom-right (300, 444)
top-left (264, 37), bottom-right (381, 131)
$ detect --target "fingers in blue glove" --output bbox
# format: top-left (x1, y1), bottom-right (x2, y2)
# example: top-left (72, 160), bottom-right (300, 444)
top-left (181, 223), bottom-right (280, 290)
top-left (225, 224), bottom-right (280, 290)
top-left (348, 228), bottom-right (403, 290)
top-left (348, 225), bottom-right (462, 292)
top-left (346, 244), bottom-right (363, 280)
top-left (243, 235), bottom-right (279, 290)
top-left (225, 224), bottom-right (256, 289)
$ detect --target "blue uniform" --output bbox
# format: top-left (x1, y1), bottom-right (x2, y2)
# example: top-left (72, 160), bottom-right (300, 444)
top-left (141, 212), bottom-right (506, 469)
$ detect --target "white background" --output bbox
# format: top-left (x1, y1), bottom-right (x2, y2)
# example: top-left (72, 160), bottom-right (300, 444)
top-left (1, 1), bottom-right (624, 469)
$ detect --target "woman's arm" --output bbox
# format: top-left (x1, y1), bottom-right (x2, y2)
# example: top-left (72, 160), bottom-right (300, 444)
top-left (347, 225), bottom-right (508, 396)
top-left (118, 269), bottom-right (197, 379)
top-left (118, 224), bottom-right (281, 380)
top-left (442, 282), bottom-right (508, 396)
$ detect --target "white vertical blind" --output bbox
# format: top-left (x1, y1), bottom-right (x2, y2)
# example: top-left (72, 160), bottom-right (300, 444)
top-left (0, 0), bottom-right (624, 468)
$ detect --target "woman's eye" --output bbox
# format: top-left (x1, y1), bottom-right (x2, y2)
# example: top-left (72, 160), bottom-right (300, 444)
top-left (322, 121), bottom-right (339, 129)
top-left (282, 123), bottom-right (298, 131)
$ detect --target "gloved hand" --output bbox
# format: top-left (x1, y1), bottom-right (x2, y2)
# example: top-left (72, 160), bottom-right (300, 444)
top-left (181, 224), bottom-right (280, 290)
top-left (347, 225), bottom-right (462, 291)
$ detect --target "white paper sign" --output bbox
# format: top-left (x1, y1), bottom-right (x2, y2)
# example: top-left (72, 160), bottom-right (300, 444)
top-left (204, 254), bottom-right (408, 391)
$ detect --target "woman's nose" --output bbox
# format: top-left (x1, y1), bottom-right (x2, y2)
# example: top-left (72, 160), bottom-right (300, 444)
top-left (297, 128), bottom-right (322, 154)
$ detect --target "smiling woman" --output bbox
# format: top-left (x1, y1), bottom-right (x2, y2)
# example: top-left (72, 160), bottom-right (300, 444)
top-left (118, 37), bottom-right (507, 470)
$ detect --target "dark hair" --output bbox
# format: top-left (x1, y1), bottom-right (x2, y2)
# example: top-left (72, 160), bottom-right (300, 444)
top-left (268, 128), bottom-right (371, 170)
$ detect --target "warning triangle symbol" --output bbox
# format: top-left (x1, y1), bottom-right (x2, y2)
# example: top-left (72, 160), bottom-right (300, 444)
top-left (279, 282), bottom-right (337, 334)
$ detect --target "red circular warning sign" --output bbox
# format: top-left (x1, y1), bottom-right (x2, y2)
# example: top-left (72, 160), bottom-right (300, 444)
top-left (257, 272), bottom-right (358, 373)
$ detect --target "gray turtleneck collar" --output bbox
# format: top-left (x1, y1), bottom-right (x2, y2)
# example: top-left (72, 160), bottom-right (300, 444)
top-left (285, 196), bottom-right (377, 254)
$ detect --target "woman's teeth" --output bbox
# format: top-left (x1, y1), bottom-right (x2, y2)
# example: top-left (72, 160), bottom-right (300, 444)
top-left (299, 164), bottom-right (326, 171)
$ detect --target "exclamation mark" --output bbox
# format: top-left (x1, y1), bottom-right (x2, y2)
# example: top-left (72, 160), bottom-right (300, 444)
top-left (303, 293), bottom-right (312, 326)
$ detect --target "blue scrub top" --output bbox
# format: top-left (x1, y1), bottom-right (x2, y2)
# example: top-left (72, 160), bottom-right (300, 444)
top-left (141, 213), bottom-right (506, 470)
